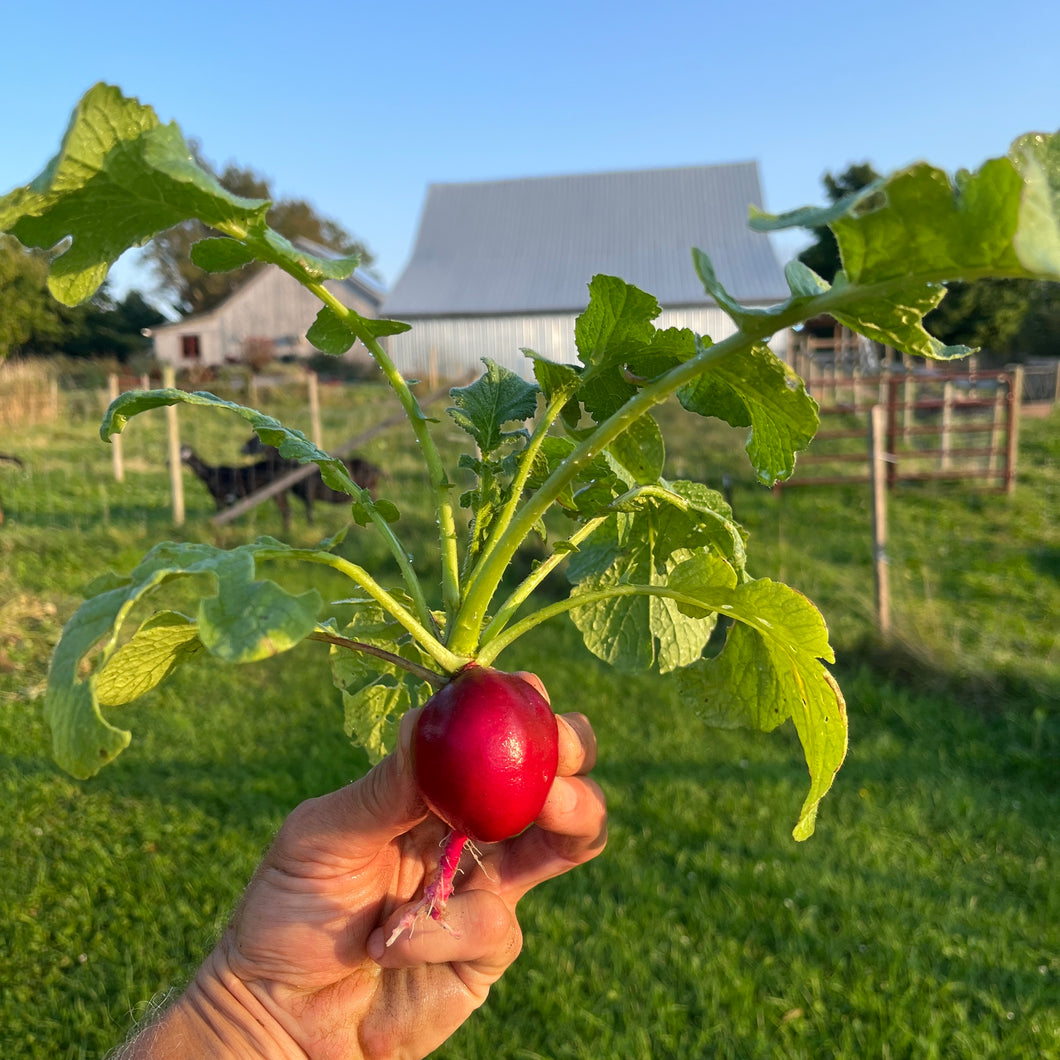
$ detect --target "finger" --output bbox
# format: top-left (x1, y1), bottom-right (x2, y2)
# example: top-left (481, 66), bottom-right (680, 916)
top-left (369, 889), bottom-right (522, 977)
top-left (494, 774), bottom-right (608, 901)
top-left (273, 708), bottom-right (428, 867)
top-left (556, 712), bottom-right (597, 776)
top-left (512, 670), bottom-right (549, 704)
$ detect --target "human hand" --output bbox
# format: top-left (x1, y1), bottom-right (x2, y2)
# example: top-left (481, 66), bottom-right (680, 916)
top-left (123, 678), bottom-right (606, 1059)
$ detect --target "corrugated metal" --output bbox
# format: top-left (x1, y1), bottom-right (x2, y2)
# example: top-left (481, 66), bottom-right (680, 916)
top-left (383, 162), bottom-right (788, 317)
top-left (387, 307), bottom-right (787, 382)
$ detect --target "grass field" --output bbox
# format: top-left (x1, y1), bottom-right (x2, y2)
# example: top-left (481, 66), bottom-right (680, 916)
top-left (0, 373), bottom-right (1056, 1058)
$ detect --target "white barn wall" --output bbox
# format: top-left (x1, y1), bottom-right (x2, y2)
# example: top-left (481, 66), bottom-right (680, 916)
top-left (388, 306), bottom-right (789, 381)
top-left (150, 270), bottom-right (380, 368)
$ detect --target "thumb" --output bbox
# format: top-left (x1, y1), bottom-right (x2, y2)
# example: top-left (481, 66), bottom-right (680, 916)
top-left (277, 708), bottom-right (429, 866)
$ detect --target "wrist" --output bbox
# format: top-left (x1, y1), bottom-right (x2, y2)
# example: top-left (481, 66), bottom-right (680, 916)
top-left (117, 943), bottom-right (305, 1059)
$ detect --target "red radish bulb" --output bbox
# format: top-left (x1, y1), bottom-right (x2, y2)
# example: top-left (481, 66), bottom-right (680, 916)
top-left (413, 665), bottom-right (559, 842)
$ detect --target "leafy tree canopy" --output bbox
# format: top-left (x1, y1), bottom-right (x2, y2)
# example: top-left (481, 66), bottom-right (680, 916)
top-left (143, 150), bottom-right (373, 317)
top-left (797, 163), bottom-right (882, 283)
top-left (0, 236), bottom-right (165, 360)
top-left (0, 236), bottom-right (67, 358)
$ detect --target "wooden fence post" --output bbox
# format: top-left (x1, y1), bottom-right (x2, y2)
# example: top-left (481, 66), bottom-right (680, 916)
top-left (1004, 365), bottom-right (1024, 494)
top-left (107, 374), bottom-right (125, 483)
top-left (307, 371), bottom-right (322, 447)
top-left (940, 380), bottom-right (954, 471)
top-left (868, 404), bottom-right (891, 638)
top-left (163, 364), bottom-right (185, 526)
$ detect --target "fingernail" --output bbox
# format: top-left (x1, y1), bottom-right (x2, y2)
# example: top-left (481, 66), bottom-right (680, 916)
top-left (367, 930), bottom-right (386, 961)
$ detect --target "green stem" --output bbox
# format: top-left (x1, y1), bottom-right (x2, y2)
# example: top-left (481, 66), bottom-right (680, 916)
top-left (226, 227), bottom-right (462, 631)
top-left (453, 333), bottom-right (747, 651)
top-left (477, 514), bottom-right (608, 647)
top-left (350, 325), bottom-right (462, 624)
top-left (475, 579), bottom-right (758, 668)
top-left (262, 547), bottom-right (466, 674)
top-left (447, 389), bottom-right (572, 655)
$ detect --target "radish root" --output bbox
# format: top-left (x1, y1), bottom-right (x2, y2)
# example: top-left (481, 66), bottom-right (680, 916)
top-left (386, 829), bottom-right (469, 946)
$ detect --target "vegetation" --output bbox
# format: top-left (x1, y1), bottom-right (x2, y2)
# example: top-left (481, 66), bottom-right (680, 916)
top-left (0, 386), bottom-right (1055, 1058)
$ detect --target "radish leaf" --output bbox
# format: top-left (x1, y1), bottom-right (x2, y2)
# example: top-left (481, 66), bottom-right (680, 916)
top-left (95, 612), bottom-right (203, 706)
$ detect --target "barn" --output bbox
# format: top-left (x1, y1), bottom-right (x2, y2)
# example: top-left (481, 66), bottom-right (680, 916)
top-left (382, 161), bottom-right (791, 381)
top-left (147, 244), bottom-right (384, 368)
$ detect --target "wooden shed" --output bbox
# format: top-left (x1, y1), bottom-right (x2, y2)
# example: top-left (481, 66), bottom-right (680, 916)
top-left (147, 244), bottom-right (384, 368)
top-left (382, 162), bottom-right (791, 381)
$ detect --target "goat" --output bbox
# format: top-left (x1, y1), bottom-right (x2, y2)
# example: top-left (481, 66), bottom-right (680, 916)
top-left (240, 435), bottom-right (383, 523)
top-left (179, 445), bottom-right (293, 528)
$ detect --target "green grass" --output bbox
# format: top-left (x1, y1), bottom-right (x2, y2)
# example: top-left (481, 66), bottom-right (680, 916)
top-left (0, 384), bottom-right (1056, 1058)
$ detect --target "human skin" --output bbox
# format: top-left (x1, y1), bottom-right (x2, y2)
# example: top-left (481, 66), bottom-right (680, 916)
top-left (118, 677), bottom-right (606, 1059)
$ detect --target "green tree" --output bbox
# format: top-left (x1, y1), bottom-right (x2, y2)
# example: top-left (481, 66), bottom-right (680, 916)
top-left (0, 236), bottom-right (67, 358)
top-left (798, 163), bottom-right (882, 282)
top-left (923, 278), bottom-right (1035, 364)
top-left (143, 153), bottom-right (373, 316)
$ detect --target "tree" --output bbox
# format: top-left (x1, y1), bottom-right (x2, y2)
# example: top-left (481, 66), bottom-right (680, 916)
top-left (0, 236), bottom-right (67, 358)
top-left (143, 153), bottom-right (373, 316)
top-left (798, 163), bottom-right (882, 282)
top-left (923, 278), bottom-right (1034, 364)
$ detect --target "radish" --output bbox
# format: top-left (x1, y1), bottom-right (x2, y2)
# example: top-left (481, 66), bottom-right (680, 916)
top-left (390, 665), bottom-right (559, 941)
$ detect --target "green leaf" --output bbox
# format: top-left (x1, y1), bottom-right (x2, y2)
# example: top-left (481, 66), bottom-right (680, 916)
top-left (307, 306), bottom-right (356, 354)
top-left (198, 559), bottom-right (322, 664)
top-left (575, 275), bottom-right (659, 369)
top-left (567, 516), bottom-right (725, 673)
top-left (674, 587), bottom-right (847, 841)
top-left (190, 237), bottom-right (257, 273)
top-left (95, 611), bottom-right (203, 706)
top-left (692, 247), bottom-right (776, 332)
top-left (447, 358), bottom-right (540, 456)
top-left (1010, 131), bottom-right (1060, 278)
top-left (831, 159), bottom-right (1026, 286)
top-left (678, 338), bottom-right (819, 484)
top-left (330, 603), bottom-right (433, 762)
top-left (260, 228), bottom-right (361, 282)
top-left (603, 414), bottom-right (665, 486)
top-left (43, 538), bottom-right (322, 777)
top-left (0, 83), bottom-right (269, 304)
top-left (102, 388), bottom-right (362, 498)
top-left (828, 275), bottom-right (973, 360)
top-left (525, 349), bottom-right (583, 428)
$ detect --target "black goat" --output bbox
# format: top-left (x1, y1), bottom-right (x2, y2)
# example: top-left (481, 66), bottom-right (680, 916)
top-left (179, 445), bottom-right (294, 527)
top-left (240, 435), bottom-right (383, 522)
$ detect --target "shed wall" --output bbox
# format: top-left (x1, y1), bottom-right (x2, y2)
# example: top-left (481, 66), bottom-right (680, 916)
top-left (387, 307), bottom-right (789, 381)
top-left (151, 271), bottom-right (379, 367)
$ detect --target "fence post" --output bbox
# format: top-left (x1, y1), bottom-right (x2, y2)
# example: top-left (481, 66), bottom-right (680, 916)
top-left (307, 370), bottom-right (322, 447)
top-left (868, 404), bottom-right (891, 638)
top-left (940, 380), bottom-right (954, 471)
top-left (107, 373), bottom-right (125, 483)
top-left (163, 364), bottom-right (185, 526)
top-left (1004, 365), bottom-right (1024, 494)
top-left (885, 376), bottom-right (899, 490)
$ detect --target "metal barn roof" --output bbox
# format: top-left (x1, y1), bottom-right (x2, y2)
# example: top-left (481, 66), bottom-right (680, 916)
top-left (383, 162), bottom-right (788, 317)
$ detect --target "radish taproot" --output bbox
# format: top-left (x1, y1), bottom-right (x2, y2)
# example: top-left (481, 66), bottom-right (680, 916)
top-left (389, 665), bottom-right (559, 942)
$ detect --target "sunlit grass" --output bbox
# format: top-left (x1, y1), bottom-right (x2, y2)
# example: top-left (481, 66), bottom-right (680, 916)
top-left (1, 387), bottom-right (1056, 1058)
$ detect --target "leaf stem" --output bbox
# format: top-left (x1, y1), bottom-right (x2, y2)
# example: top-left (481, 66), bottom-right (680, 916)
top-left (477, 514), bottom-right (608, 647)
top-left (260, 547), bottom-right (466, 675)
top-left (308, 630), bottom-right (446, 688)
top-left (454, 333), bottom-right (747, 652)
top-left (447, 389), bottom-right (572, 655)
top-left (221, 225), bottom-right (459, 633)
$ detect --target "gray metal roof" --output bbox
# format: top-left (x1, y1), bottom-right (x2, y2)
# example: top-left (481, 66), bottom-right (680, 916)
top-left (383, 162), bottom-right (788, 317)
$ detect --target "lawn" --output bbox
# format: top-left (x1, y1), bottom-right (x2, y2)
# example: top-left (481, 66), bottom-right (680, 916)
top-left (0, 375), bottom-right (1056, 1058)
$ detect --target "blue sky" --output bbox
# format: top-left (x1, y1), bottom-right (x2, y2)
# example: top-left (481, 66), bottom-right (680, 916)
top-left (2, 0), bottom-right (1058, 304)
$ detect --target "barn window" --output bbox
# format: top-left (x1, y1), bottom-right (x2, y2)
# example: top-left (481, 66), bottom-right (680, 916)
top-left (181, 335), bottom-right (201, 361)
